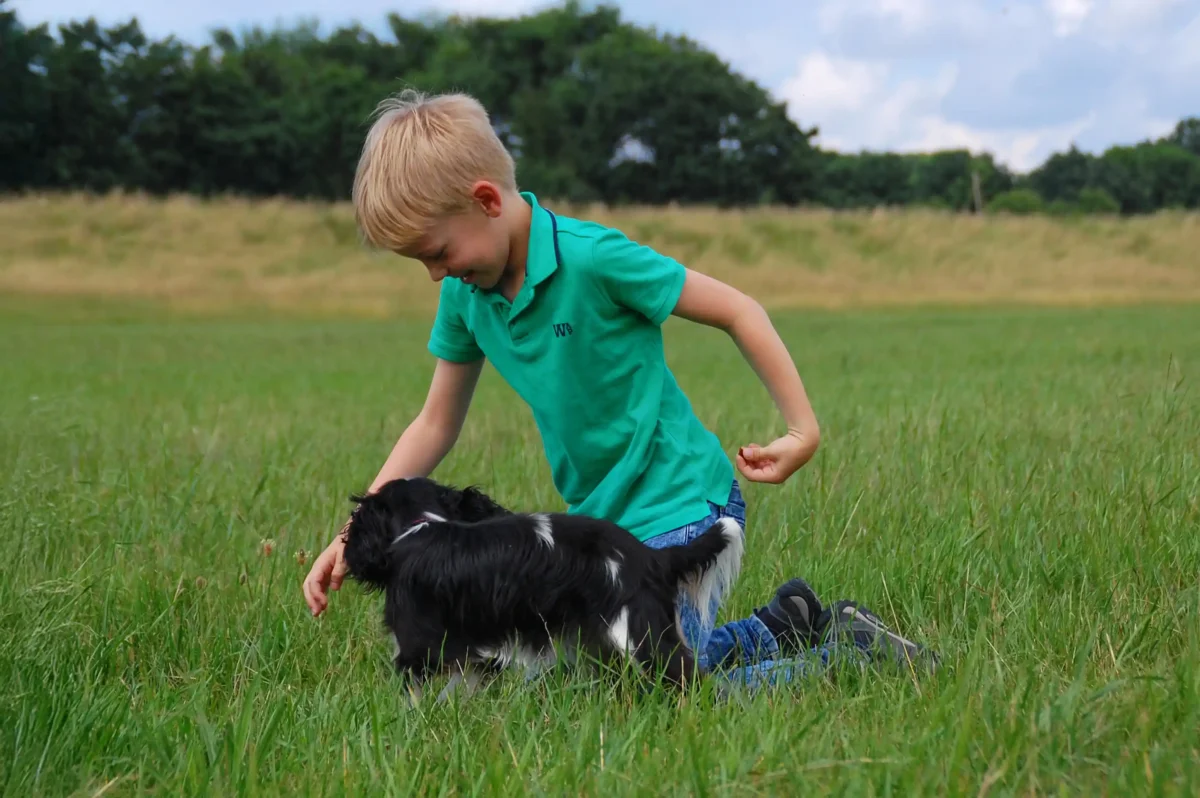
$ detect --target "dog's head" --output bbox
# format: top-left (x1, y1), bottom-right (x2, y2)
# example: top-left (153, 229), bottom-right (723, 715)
top-left (341, 477), bottom-right (510, 590)
top-left (359, 477), bottom-right (510, 523)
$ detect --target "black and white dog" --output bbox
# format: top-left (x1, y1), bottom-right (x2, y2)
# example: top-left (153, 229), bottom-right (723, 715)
top-left (341, 477), bottom-right (743, 700)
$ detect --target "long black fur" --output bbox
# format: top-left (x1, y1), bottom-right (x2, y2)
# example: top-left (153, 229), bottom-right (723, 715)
top-left (341, 477), bottom-right (744, 696)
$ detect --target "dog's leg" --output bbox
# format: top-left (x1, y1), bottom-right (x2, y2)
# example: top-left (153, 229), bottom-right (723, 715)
top-left (419, 635), bottom-right (482, 704)
top-left (436, 662), bottom-right (486, 703)
top-left (658, 641), bottom-right (699, 689)
top-left (596, 605), bottom-right (647, 685)
top-left (394, 628), bottom-right (467, 708)
top-left (632, 607), bottom-right (699, 691)
top-left (395, 661), bottom-right (429, 707)
top-left (406, 681), bottom-right (425, 706)
top-left (599, 604), bottom-right (695, 691)
top-left (603, 606), bottom-right (635, 658)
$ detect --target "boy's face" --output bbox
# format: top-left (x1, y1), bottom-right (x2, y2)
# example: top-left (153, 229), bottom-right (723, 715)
top-left (402, 183), bottom-right (512, 291)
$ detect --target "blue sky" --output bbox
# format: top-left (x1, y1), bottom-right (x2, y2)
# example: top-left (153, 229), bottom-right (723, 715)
top-left (14, 0), bottom-right (1200, 172)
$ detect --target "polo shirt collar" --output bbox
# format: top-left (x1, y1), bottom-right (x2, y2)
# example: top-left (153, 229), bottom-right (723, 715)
top-left (474, 191), bottom-right (559, 317)
top-left (522, 191), bottom-right (559, 290)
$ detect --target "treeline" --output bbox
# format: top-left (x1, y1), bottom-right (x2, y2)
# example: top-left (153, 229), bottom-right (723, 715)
top-left (2, 0), bottom-right (1198, 213)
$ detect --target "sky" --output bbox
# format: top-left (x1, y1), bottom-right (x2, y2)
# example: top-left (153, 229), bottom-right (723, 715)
top-left (13, 0), bottom-right (1200, 172)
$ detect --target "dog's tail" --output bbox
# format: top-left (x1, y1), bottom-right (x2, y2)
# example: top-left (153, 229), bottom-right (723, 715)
top-left (662, 517), bottom-right (745, 631)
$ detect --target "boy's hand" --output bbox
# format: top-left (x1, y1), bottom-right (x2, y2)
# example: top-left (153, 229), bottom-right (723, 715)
top-left (672, 271), bottom-right (821, 485)
top-left (303, 533), bottom-right (348, 617)
top-left (737, 428), bottom-right (818, 484)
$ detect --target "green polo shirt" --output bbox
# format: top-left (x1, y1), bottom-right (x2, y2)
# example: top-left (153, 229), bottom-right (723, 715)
top-left (427, 192), bottom-right (733, 541)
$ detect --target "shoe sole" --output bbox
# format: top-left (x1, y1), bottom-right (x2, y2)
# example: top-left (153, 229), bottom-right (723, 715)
top-left (828, 602), bottom-right (939, 672)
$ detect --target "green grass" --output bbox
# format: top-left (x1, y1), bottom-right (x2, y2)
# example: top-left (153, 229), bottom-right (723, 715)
top-left (2, 303), bottom-right (1199, 795)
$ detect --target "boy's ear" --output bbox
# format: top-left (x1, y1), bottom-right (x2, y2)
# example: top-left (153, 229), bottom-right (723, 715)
top-left (471, 181), bottom-right (503, 217)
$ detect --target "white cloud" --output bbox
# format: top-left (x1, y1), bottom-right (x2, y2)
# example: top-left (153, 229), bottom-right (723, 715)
top-left (815, 0), bottom-right (994, 56)
top-left (819, 0), bottom-right (935, 33)
top-left (1046, 0), bottom-right (1094, 36)
top-left (1172, 12), bottom-right (1200, 70)
top-left (1105, 0), bottom-right (1185, 25)
top-left (10, 0), bottom-right (543, 41)
top-left (909, 113), bottom-right (1098, 171)
top-left (779, 53), bottom-right (889, 118)
top-left (1089, 0), bottom-right (1189, 48)
top-left (779, 50), bottom-right (1107, 170)
top-left (780, 0), bottom-right (1200, 171)
top-left (425, 0), bottom-right (541, 15)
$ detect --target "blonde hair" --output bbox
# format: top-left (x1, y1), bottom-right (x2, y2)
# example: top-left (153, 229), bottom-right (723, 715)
top-left (352, 89), bottom-right (517, 252)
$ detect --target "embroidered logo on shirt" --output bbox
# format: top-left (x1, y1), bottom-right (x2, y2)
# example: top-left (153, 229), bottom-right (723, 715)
top-left (552, 322), bottom-right (574, 338)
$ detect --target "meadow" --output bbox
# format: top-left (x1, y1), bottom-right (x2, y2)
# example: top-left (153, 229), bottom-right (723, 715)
top-left (4, 193), bottom-right (1200, 317)
top-left (1, 196), bottom-right (1199, 795)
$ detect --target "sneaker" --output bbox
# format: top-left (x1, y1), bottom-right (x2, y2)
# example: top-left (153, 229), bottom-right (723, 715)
top-left (816, 600), bottom-right (940, 673)
top-left (754, 578), bottom-right (825, 652)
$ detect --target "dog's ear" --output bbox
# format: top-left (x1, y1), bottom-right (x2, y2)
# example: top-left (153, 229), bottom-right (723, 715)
top-left (457, 485), bottom-right (510, 520)
top-left (340, 495), bottom-right (395, 592)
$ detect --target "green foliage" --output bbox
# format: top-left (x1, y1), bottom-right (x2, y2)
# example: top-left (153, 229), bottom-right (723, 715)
top-left (1167, 118), bottom-right (1200, 157)
top-left (987, 188), bottom-right (1045, 215)
top-left (0, 0), bottom-right (823, 206)
top-left (1, 0), bottom-right (1199, 213)
top-left (1047, 199), bottom-right (1077, 216)
top-left (1028, 145), bottom-right (1092, 203)
top-left (812, 149), bottom-right (1017, 211)
top-left (1076, 186), bottom-right (1120, 214)
top-left (1025, 136), bottom-right (1200, 215)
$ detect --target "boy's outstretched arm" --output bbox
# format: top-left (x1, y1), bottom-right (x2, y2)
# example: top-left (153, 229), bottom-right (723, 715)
top-left (302, 356), bottom-right (484, 616)
top-left (671, 268), bottom-right (820, 484)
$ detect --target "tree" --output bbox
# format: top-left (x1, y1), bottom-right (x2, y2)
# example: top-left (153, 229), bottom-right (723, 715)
top-left (1091, 142), bottom-right (1200, 213)
top-left (0, 1), bottom-right (54, 189)
top-left (987, 188), bottom-right (1044, 215)
top-left (1164, 117), bottom-right (1200, 158)
top-left (533, 21), bottom-right (819, 205)
top-left (0, 0), bottom-right (1197, 213)
top-left (909, 150), bottom-right (974, 209)
top-left (1028, 144), bottom-right (1093, 203)
top-left (1075, 187), bottom-right (1119, 214)
top-left (814, 151), bottom-right (915, 208)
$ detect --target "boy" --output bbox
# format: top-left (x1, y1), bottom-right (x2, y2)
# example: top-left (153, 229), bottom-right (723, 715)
top-left (302, 90), bottom-right (934, 680)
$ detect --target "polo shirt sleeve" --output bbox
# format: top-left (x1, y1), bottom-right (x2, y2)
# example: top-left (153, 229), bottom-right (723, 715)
top-left (427, 280), bottom-right (484, 363)
top-left (590, 227), bottom-right (687, 325)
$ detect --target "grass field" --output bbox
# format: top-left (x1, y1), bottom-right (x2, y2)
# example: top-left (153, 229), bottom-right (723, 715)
top-left (4, 193), bottom-right (1200, 316)
top-left (2, 198), bottom-right (1200, 795)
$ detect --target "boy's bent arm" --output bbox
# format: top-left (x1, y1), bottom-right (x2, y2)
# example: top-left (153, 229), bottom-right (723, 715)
top-left (364, 356), bottom-right (484, 492)
top-left (302, 356), bottom-right (483, 616)
top-left (671, 268), bottom-right (820, 484)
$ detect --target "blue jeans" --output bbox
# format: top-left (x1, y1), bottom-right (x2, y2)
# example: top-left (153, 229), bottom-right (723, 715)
top-left (643, 480), bottom-right (867, 690)
top-left (642, 480), bottom-right (777, 671)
